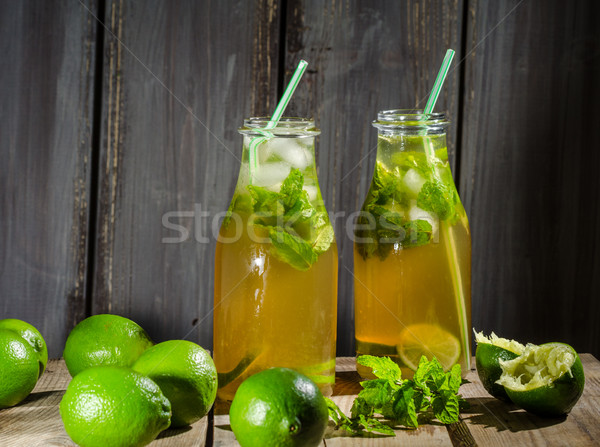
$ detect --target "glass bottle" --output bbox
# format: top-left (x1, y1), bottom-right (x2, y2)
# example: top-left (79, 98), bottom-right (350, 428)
top-left (354, 110), bottom-right (471, 379)
top-left (214, 117), bottom-right (338, 401)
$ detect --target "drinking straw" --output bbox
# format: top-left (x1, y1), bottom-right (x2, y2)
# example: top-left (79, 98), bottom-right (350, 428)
top-left (423, 49), bottom-right (455, 116)
top-left (421, 49), bottom-right (471, 366)
top-left (248, 60), bottom-right (309, 182)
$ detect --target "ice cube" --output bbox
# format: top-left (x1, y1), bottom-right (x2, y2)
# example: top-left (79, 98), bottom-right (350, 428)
top-left (403, 169), bottom-right (426, 197)
top-left (268, 139), bottom-right (312, 169)
top-left (409, 201), bottom-right (439, 236)
top-left (252, 162), bottom-right (291, 187)
top-left (303, 185), bottom-right (318, 201)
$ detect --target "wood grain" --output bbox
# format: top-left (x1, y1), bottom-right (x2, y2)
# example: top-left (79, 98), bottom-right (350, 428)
top-left (0, 0), bottom-right (97, 358)
top-left (2, 356), bottom-right (599, 445)
top-left (283, 0), bottom-right (465, 356)
top-left (91, 0), bottom-right (281, 348)
top-left (461, 354), bottom-right (600, 446)
top-left (460, 0), bottom-right (600, 357)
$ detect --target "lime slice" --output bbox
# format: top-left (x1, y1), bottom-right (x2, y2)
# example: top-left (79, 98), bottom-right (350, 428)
top-left (474, 330), bottom-right (526, 401)
top-left (497, 342), bottom-right (585, 416)
top-left (397, 324), bottom-right (460, 371)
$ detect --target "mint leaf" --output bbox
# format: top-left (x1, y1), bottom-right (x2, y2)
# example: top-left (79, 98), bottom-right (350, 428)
top-left (357, 355), bottom-right (402, 382)
top-left (448, 364), bottom-right (462, 394)
top-left (284, 191), bottom-right (315, 221)
top-left (357, 379), bottom-right (396, 410)
top-left (350, 395), bottom-right (373, 419)
top-left (312, 225), bottom-right (334, 254)
top-left (402, 219), bottom-right (433, 248)
top-left (280, 168), bottom-right (304, 209)
top-left (391, 382), bottom-right (418, 428)
top-left (325, 397), bottom-right (351, 427)
top-left (247, 185), bottom-right (281, 214)
top-left (357, 414), bottom-right (395, 436)
top-left (432, 391), bottom-right (460, 424)
top-left (269, 228), bottom-right (318, 271)
top-left (417, 180), bottom-right (456, 220)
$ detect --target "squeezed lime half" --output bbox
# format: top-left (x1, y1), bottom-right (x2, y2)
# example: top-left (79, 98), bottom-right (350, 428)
top-left (496, 342), bottom-right (585, 416)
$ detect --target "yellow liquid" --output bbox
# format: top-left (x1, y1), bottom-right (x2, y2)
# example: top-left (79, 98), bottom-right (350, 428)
top-left (214, 213), bottom-right (338, 401)
top-left (354, 216), bottom-right (471, 379)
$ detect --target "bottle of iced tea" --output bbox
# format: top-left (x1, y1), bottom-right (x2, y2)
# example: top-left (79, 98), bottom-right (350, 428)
top-left (354, 110), bottom-right (471, 379)
top-left (214, 117), bottom-right (338, 401)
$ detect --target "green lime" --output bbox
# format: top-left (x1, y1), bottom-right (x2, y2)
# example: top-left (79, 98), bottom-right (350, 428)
top-left (63, 314), bottom-right (154, 377)
top-left (132, 340), bottom-right (217, 427)
top-left (59, 366), bottom-right (171, 447)
top-left (497, 342), bottom-right (585, 416)
top-left (474, 330), bottom-right (525, 401)
top-left (0, 319), bottom-right (48, 378)
top-left (230, 367), bottom-right (329, 447)
top-left (0, 329), bottom-right (40, 408)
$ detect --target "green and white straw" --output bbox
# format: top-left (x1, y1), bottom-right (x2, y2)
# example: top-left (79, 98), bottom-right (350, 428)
top-left (421, 49), bottom-right (471, 366)
top-left (423, 49), bottom-right (455, 115)
top-left (248, 60), bottom-right (309, 182)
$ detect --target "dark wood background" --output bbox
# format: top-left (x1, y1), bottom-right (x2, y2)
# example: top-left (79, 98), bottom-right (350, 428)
top-left (1, 0), bottom-right (599, 359)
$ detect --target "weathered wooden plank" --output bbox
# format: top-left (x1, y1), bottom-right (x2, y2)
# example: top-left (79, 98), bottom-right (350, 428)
top-left (0, 359), bottom-right (208, 446)
top-left (460, 0), bottom-right (600, 358)
top-left (462, 354), bottom-right (600, 446)
top-left (0, 1), bottom-right (97, 357)
top-left (91, 0), bottom-right (281, 348)
top-left (283, 0), bottom-right (465, 356)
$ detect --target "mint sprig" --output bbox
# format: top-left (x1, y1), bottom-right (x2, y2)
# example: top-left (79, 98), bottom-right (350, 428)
top-left (326, 355), bottom-right (469, 436)
top-left (234, 168), bottom-right (334, 271)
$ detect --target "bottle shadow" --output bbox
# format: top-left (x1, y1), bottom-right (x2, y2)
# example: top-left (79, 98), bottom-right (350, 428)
top-left (462, 397), bottom-right (566, 432)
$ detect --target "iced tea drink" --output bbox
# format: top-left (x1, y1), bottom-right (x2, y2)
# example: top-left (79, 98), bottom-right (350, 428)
top-left (214, 118), bottom-right (338, 401)
top-left (354, 110), bottom-right (471, 379)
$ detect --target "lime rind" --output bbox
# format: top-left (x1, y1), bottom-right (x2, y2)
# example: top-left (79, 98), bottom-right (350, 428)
top-left (473, 330), bottom-right (526, 355)
top-left (474, 329), bottom-right (526, 401)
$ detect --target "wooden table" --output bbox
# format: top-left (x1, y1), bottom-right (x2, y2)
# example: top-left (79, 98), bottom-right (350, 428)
top-left (1, 356), bottom-right (599, 446)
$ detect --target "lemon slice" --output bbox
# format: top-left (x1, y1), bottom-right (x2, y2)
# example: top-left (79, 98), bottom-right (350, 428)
top-left (397, 324), bottom-right (461, 371)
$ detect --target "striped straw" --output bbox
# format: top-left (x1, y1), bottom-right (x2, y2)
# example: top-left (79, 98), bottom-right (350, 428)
top-left (422, 49), bottom-right (471, 367)
top-left (423, 49), bottom-right (455, 117)
top-left (248, 60), bottom-right (309, 182)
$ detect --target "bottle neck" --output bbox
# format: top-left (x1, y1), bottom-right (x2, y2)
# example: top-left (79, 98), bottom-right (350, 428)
top-left (372, 110), bottom-right (449, 166)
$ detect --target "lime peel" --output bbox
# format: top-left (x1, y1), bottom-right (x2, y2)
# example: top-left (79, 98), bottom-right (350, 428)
top-left (474, 330), bottom-right (526, 355)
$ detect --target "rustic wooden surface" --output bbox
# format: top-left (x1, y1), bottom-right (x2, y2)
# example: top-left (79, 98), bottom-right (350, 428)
top-left (0, 0), bottom-right (97, 357)
top-left (460, 0), bottom-right (600, 356)
top-left (1, 0), bottom-right (599, 360)
top-left (2, 356), bottom-right (597, 445)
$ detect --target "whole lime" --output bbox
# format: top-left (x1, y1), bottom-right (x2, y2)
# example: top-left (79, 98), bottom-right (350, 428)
top-left (133, 340), bottom-right (217, 427)
top-left (0, 318), bottom-right (48, 378)
top-left (0, 329), bottom-right (40, 408)
top-left (497, 342), bottom-right (585, 416)
top-left (474, 330), bottom-right (525, 401)
top-left (59, 366), bottom-right (171, 447)
top-left (229, 367), bottom-right (329, 447)
top-left (63, 314), bottom-right (154, 377)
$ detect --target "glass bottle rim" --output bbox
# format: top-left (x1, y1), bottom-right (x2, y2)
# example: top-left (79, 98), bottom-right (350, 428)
top-left (373, 109), bottom-right (448, 131)
top-left (239, 116), bottom-right (320, 137)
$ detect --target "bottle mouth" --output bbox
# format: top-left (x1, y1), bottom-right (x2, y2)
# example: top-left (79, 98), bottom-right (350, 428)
top-left (373, 109), bottom-right (448, 132)
top-left (239, 117), bottom-right (320, 137)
